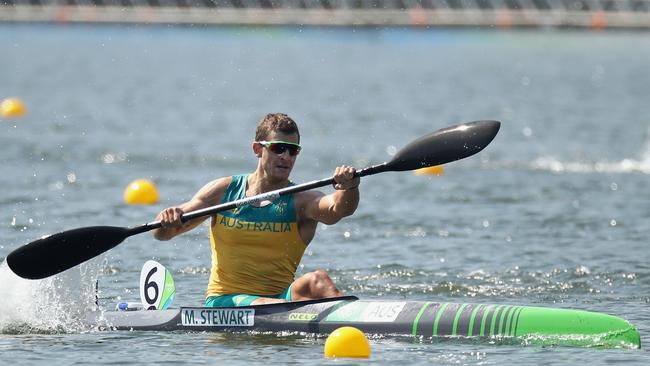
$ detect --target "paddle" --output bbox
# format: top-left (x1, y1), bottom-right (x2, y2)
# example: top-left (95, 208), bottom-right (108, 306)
top-left (6, 120), bottom-right (500, 280)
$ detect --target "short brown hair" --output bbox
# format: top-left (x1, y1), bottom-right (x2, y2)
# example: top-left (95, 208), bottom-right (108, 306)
top-left (255, 113), bottom-right (300, 141)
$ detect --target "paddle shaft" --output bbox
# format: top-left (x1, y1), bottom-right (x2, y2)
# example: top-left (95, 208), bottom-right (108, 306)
top-left (7, 162), bottom-right (388, 280)
top-left (132, 162), bottom-right (388, 235)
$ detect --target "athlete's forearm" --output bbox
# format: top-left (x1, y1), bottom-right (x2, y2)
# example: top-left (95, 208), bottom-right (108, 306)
top-left (152, 217), bottom-right (206, 241)
top-left (329, 187), bottom-right (360, 220)
top-left (152, 227), bottom-right (177, 241)
top-left (152, 203), bottom-right (208, 241)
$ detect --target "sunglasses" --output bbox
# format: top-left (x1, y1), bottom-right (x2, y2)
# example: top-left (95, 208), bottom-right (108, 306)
top-left (257, 140), bottom-right (302, 156)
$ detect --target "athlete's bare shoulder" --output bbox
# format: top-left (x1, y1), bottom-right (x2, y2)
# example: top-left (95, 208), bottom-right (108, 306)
top-left (193, 176), bottom-right (233, 206)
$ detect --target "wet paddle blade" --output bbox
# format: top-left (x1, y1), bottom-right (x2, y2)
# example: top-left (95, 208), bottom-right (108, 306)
top-left (388, 120), bottom-right (501, 171)
top-left (6, 226), bottom-right (132, 280)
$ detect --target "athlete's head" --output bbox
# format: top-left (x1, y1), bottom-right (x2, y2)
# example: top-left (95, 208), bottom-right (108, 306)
top-left (255, 113), bottom-right (300, 142)
top-left (253, 113), bottom-right (301, 182)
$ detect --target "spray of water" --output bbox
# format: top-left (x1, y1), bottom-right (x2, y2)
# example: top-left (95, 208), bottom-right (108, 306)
top-left (530, 125), bottom-right (650, 174)
top-left (0, 259), bottom-right (100, 334)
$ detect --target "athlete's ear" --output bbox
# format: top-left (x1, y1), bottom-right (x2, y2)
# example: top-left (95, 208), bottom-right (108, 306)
top-left (252, 142), bottom-right (263, 158)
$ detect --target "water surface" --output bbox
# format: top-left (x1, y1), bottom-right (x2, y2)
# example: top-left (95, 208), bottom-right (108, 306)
top-left (1, 24), bottom-right (649, 364)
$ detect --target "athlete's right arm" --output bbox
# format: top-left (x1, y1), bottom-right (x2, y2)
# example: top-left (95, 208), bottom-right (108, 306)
top-left (152, 177), bottom-right (232, 241)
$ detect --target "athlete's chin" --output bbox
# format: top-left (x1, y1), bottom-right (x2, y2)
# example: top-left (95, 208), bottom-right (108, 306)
top-left (272, 167), bottom-right (292, 180)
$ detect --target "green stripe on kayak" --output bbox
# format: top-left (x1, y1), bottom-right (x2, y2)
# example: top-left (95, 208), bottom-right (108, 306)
top-left (411, 302), bottom-right (431, 336)
top-left (452, 304), bottom-right (469, 336)
top-left (433, 303), bottom-right (449, 337)
top-left (512, 307), bottom-right (524, 337)
top-left (467, 304), bottom-right (483, 337)
top-left (479, 304), bottom-right (496, 337)
top-left (497, 305), bottom-right (508, 336)
top-left (501, 306), bottom-right (514, 337)
top-left (489, 305), bottom-right (504, 337)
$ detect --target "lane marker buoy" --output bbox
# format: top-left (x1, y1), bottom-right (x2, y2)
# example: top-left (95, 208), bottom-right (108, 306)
top-left (124, 179), bottom-right (160, 205)
top-left (1, 97), bottom-right (27, 118)
top-left (324, 326), bottom-right (371, 358)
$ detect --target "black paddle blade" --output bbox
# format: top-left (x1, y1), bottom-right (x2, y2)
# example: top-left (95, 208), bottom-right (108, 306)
top-left (6, 226), bottom-right (132, 280)
top-left (388, 120), bottom-right (501, 171)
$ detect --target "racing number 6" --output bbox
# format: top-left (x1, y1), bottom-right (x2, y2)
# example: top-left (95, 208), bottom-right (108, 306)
top-left (143, 266), bottom-right (159, 309)
top-left (139, 260), bottom-right (176, 311)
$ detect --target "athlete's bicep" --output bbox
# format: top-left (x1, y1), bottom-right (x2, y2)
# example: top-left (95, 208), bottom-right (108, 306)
top-left (299, 191), bottom-right (340, 225)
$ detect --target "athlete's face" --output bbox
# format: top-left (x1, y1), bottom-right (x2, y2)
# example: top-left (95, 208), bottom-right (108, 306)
top-left (256, 131), bottom-right (300, 182)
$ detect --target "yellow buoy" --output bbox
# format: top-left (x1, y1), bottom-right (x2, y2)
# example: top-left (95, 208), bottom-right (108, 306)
top-left (414, 165), bottom-right (445, 176)
top-left (124, 179), bottom-right (160, 205)
top-left (324, 326), bottom-right (371, 359)
top-left (0, 97), bottom-right (27, 118)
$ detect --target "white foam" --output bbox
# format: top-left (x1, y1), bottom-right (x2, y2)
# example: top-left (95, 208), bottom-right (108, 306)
top-left (0, 260), bottom-right (100, 334)
top-left (531, 157), bottom-right (650, 174)
top-left (530, 126), bottom-right (650, 174)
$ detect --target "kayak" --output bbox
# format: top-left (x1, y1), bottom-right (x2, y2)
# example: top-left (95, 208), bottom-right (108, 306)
top-left (87, 296), bottom-right (640, 348)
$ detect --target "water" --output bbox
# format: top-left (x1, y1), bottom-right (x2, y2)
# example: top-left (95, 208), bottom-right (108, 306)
top-left (1, 24), bottom-right (650, 364)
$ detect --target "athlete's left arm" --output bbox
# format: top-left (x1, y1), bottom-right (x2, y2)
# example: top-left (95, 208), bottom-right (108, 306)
top-left (300, 166), bottom-right (360, 225)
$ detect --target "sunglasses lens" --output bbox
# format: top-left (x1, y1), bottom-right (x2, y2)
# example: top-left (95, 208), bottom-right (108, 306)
top-left (268, 143), bottom-right (300, 156)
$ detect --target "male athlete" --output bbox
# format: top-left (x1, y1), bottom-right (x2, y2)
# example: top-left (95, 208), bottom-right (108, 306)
top-left (153, 113), bottom-right (360, 307)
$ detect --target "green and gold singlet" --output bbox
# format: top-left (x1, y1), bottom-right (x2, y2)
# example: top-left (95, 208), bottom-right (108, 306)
top-left (206, 174), bottom-right (307, 300)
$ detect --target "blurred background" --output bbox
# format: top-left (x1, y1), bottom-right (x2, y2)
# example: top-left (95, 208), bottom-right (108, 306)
top-left (1, 5), bottom-right (649, 366)
top-left (2, 0), bottom-right (650, 28)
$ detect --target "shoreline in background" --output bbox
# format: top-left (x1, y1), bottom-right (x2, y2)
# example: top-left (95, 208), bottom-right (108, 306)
top-left (1, 3), bottom-right (650, 29)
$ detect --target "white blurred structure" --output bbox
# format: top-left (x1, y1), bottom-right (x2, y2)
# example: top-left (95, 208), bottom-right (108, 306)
top-left (1, 0), bottom-right (649, 28)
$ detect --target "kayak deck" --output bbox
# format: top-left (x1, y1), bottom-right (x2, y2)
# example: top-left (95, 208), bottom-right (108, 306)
top-left (87, 296), bottom-right (640, 348)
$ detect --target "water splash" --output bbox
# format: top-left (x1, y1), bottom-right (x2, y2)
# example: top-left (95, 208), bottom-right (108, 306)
top-left (0, 260), bottom-right (100, 334)
top-left (531, 157), bottom-right (650, 174)
top-left (529, 126), bottom-right (650, 174)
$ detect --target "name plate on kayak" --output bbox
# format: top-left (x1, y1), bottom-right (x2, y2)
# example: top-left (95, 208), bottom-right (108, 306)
top-left (181, 307), bottom-right (255, 327)
top-left (326, 302), bottom-right (406, 323)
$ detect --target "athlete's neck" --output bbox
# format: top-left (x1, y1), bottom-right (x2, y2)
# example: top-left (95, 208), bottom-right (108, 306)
top-left (247, 171), bottom-right (290, 196)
